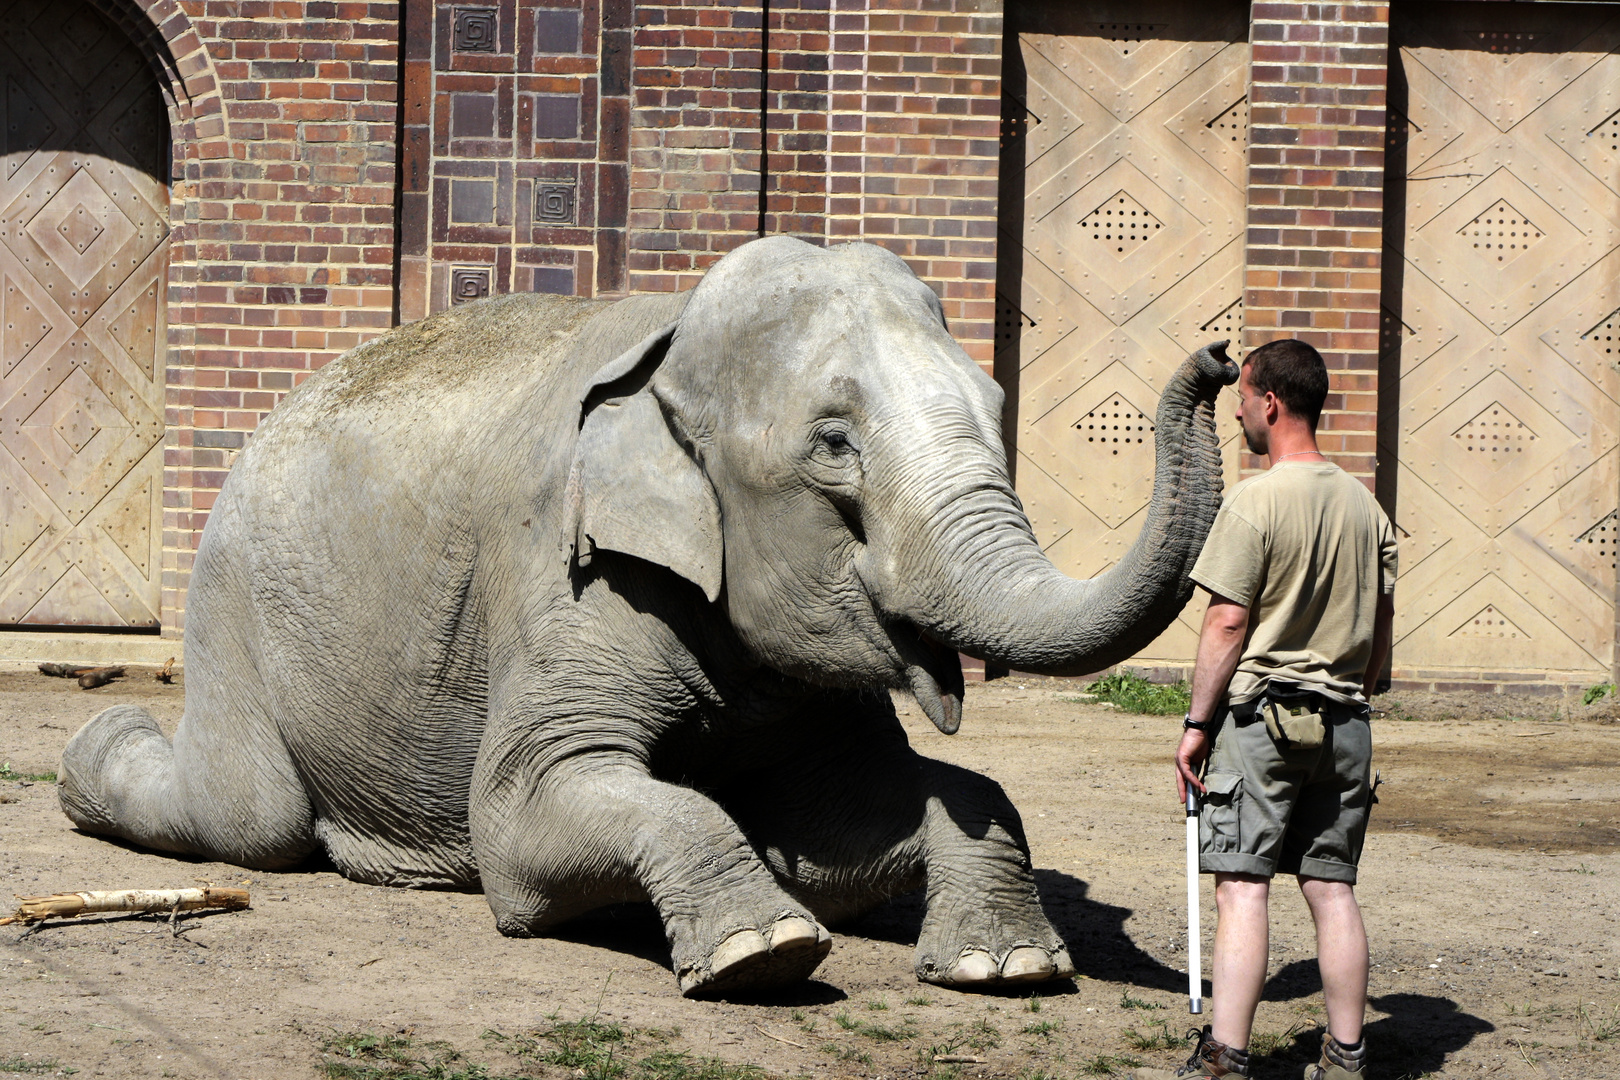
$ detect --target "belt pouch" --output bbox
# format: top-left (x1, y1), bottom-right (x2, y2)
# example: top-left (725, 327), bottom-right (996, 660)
top-left (1261, 699), bottom-right (1325, 750)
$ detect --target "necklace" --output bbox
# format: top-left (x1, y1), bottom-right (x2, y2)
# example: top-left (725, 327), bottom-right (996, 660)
top-left (1272, 450), bottom-right (1325, 462)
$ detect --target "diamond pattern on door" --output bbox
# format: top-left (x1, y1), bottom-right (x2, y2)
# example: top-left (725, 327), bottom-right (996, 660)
top-left (1000, 0), bottom-right (1249, 664)
top-left (0, 0), bottom-right (168, 627)
top-left (1382, 3), bottom-right (1620, 676)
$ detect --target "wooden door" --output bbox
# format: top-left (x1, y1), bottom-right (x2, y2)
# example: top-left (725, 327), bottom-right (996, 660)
top-left (0, 0), bottom-right (169, 628)
top-left (998, 1), bottom-right (1250, 666)
top-left (1381, 3), bottom-right (1620, 680)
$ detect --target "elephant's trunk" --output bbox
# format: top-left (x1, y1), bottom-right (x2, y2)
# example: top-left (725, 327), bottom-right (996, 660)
top-left (880, 343), bottom-right (1237, 696)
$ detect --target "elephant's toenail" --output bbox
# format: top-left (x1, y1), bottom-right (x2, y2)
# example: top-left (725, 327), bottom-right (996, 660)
top-left (1000, 946), bottom-right (1053, 982)
top-left (947, 949), bottom-right (999, 984)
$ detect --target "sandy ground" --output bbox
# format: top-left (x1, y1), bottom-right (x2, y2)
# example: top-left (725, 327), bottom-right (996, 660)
top-left (3, 666), bottom-right (1618, 1080)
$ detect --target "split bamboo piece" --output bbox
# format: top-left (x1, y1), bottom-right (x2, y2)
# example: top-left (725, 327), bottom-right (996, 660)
top-left (0, 887), bottom-right (250, 925)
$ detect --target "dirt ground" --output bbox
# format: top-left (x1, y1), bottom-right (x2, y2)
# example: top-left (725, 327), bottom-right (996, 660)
top-left (3, 665), bottom-right (1619, 1080)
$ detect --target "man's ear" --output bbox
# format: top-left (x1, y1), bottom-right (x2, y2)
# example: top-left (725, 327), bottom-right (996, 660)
top-left (566, 324), bottom-right (723, 603)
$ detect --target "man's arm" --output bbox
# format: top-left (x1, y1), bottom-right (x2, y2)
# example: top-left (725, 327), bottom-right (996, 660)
top-left (1175, 591), bottom-right (1250, 800)
top-left (1363, 592), bottom-right (1394, 693)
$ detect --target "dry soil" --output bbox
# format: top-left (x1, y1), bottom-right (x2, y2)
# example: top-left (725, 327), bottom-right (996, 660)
top-left (3, 666), bottom-right (1618, 1080)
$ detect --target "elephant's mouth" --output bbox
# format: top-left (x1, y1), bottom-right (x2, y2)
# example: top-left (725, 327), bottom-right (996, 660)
top-left (895, 625), bottom-right (964, 735)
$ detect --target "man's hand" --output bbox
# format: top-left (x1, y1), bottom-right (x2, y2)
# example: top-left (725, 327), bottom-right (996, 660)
top-left (1175, 728), bottom-right (1210, 802)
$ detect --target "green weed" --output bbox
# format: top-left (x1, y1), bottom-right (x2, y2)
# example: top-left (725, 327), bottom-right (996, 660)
top-left (484, 1019), bottom-right (752, 1080)
top-left (1581, 1003), bottom-right (1620, 1042)
top-left (0, 1060), bottom-right (74, 1076)
top-left (1249, 1022), bottom-right (1310, 1058)
top-left (1024, 994), bottom-right (1042, 1013)
top-left (0, 762), bottom-right (55, 783)
top-left (1124, 1020), bottom-right (1181, 1052)
top-left (964, 1018), bottom-right (1001, 1051)
top-left (906, 996), bottom-right (933, 1007)
top-left (1079, 1053), bottom-right (1144, 1075)
top-left (318, 1030), bottom-right (496, 1080)
top-left (1085, 672), bottom-right (1191, 715)
top-left (1119, 991), bottom-right (1165, 1011)
top-left (865, 1000), bottom-right (888, 1011)
top-left (1021, 1020), bottom-right (1060, 1039)
top-left (1584, 682), bottom-right (1614, 705)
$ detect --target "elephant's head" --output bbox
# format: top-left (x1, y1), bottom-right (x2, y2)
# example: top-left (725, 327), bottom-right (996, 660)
top-left (569, 237), bottom-right (1236, 733)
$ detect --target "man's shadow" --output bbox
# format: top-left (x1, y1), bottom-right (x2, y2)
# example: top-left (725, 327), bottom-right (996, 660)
top-left (1257, 988), bottom-right (1493, 1079)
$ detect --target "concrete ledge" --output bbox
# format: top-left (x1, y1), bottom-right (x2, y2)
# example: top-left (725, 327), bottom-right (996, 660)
top-left (0, 631), bottom-right (182, 667)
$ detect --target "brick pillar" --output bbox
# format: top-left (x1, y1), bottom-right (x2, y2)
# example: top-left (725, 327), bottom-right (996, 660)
top-left (1243, 2), bottom-right (1390, 488)
top-left (827, 0), bottom-right (1001, 369)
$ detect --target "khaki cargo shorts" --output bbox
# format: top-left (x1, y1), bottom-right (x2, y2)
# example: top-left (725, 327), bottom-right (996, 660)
top-left (1198, 696), bottom-right (1373, 883)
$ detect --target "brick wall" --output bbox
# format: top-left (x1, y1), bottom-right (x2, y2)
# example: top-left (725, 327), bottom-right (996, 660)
top-left (1242, 2), bottom-right (1389, 487)
top-left (126, 0), bottom-right (402, 635)
top-left (829, 0), bottom-right (1001, 367)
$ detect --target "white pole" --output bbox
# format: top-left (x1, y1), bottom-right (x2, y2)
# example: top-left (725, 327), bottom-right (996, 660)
top-left (1186, 788), bottom-right (1203, 1014)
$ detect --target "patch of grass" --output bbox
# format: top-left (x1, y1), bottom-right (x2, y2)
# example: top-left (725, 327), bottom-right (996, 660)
top-left (1583, 682), bottom-right (1614, 705)
top-left (865, 1000), bottom-right (888, 1011)
top-left (833, 1013), bottom-right (859, 1032)
top-left (964, 1018), bottom-right (1001, 1052)
top-left (318, 1030), bottom-right (496, 1080)
top-left (1119, 991), bottom-right (1165, 1011)
top-left (1085, 672), bottom-right (1191, 716)
top-left (485, 1019), bottom-right (751, 1080)
top-left (0, 762), bottom-right (55, 783)
top-left (1021, 1020), bottom-right (1060, 1039)
top-left (636, 1052), bottom-right (765, 1080)
top-left (0, 1060), bottom-right (74, 1076)
top-left (1581, 1003), bottom-right (1620, 1042)
top-left (1024, 994), bottom-right (1042, 1013)
top-left (831, 1013), bottom-right (917, 1042)
top-left (1248, 1022), bottom-right (1311, 1058)
top-left (1124, 1020), bottom-right (1181, 1052)
top-left (1078, 1053), bottom-right (1143, 1075)
top-left (906, 996), bottom-right (933, 1007)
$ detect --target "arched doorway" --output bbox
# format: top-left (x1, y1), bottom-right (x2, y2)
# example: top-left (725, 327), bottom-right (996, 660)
top-left (0, 0), bottom-right (170, 628)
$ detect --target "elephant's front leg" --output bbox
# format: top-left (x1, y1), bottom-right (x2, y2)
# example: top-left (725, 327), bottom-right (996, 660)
top-left (910, 755), bottom-right (1076, 986)
top-left (723, 718), bottom-right (1073, 988)
top-left (470, 751), bottom-right (830, 997)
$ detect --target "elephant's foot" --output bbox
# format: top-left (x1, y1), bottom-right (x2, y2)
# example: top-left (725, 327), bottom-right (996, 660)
top-left (678, 915), bottom-right (832, 998)
top-left (922, 942), bottom-right (1076, 988)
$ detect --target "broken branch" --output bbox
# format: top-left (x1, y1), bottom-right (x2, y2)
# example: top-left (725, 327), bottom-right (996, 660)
top-left (156, 657), bottom-right (176, 683)
top-left (1, 887), bottom-right (250, 926)
top-left (37, 662), bottom-right (94, 678)
top-left (76, 667), bottom-right (125, 690)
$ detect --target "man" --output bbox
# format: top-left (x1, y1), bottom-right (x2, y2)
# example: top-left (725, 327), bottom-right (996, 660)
top-left (1134, 339), bottom-right (1396, 1080)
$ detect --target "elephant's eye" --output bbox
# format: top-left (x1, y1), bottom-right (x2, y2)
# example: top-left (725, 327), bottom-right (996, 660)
top-left (812, 427), bottom-right (859, 468)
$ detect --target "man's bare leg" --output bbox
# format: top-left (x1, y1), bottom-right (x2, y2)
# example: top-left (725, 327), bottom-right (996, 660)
top-left (1298, 877), bottom-right (1368, 1045)
top-left (1212, 872), bottom-right (1271, 1050)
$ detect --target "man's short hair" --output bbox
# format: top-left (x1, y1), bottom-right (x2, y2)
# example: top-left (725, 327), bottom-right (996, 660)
top-left (1244, 338), bottom-right (1329, 428)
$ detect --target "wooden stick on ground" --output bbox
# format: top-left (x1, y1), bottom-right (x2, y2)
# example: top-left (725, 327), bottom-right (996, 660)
top-left (37, 662), bottom-right (95, 678)
top-left (76, 666), bottom-right (125, 690)
top-left (0, 888), bottom-right (250, 926)
top-left (155, 657), bottom-right (176, 683)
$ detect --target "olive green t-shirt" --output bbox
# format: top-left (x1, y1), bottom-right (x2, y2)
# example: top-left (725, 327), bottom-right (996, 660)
top-left (1189, 462), bottom-right (1397, 705)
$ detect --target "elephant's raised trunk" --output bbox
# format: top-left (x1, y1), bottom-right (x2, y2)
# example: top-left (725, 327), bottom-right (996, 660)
top-left (889, 343), bottom-right (1237, 691)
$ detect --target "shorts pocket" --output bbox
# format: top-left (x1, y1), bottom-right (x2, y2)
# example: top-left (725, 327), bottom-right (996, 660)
top-left (1199, 772), bottom-right (1244, 854)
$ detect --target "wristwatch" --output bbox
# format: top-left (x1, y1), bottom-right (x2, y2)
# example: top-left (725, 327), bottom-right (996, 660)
top-left (1182, 713), bottom-right (1212, 732)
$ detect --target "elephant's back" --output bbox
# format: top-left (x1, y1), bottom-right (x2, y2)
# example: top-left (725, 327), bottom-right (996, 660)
top-left (177, 290), bottom-right (691, 888)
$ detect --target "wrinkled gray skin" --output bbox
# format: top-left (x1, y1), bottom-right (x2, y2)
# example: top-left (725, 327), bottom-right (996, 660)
top-left (59, 237), bottom-right (1236, 997)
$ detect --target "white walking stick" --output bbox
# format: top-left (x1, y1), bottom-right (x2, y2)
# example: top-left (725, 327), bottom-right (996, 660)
top-left (1186, 786), bottom-right (1203, 1014)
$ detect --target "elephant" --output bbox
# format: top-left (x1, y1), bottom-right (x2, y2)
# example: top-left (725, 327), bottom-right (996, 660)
top-left (58, 236), bottom-right (1237, 998)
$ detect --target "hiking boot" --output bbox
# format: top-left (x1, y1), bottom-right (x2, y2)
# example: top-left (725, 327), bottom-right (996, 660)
top-left (1302, 1032), bottom-right (1366, 1080)
top-left (1129, 1025), bottom-right (1250, 1080)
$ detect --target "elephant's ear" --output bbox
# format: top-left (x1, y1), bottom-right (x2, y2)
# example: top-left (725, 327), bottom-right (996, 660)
top-left (566, 323), bottom-right (723, 603)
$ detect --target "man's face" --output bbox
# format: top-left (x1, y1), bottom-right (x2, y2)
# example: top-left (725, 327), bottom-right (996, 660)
top-left (1236, 363), bottom-right (1269, 456)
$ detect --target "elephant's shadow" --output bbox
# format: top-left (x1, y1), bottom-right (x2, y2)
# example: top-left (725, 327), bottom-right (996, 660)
top-left (552, 868), bottom-right (1191, 1000)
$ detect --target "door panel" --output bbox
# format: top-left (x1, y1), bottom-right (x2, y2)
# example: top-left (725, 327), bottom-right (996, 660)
top-left (1383, 3), bottom-right (1620, 677)
top-left (0, 0), bottom-right (169, 627)
top-left (999, 0), bottom-right (1250, 665)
